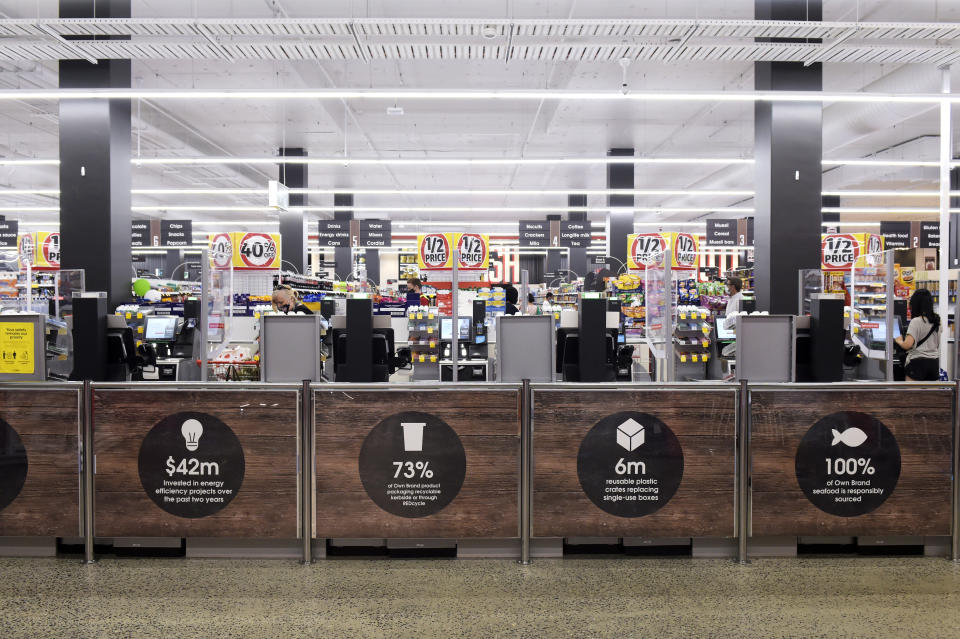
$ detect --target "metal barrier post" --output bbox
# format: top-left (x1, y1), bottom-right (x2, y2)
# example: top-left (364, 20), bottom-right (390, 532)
top-left (519, 379), bottom-right (532, 565)
top-left (81, 380), bottom-right (96, 564)
top-left (301, 379), bottom-right (313, 564)
top-left (736, 379), bottom-right (750, 565)
top-left (953, 380), bottom-right (960, 562)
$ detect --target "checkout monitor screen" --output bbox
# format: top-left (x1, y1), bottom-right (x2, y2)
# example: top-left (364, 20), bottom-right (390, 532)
top-left (440, 317), bottom-right (471, 341)
top-left (871, 321), bottom-right (902, 342)
top-left (716, 321), bottom-right (736, 341)
top-left (144, 316), bottom-right (179, 342)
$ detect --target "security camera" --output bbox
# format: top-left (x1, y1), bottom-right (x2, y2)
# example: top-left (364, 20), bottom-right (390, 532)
top-left (618, 57), bottom-right (631, 94)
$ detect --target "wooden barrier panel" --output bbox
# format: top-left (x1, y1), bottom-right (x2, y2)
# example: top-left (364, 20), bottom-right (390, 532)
top-left (315, 388), bottom-right (520, 538)
top-left (751, 388), bottom-right (953, 536)
top-left (94, 388), bottom-right (298, 538)
top-left (533, 388), bottom-right (736, 538)
top-left (0, 388), bottom-right (80, 536)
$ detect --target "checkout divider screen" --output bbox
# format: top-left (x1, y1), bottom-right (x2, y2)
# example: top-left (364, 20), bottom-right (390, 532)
top-left (530, 385), bottom-right (737, 538)
top-left (93, 385), bottom-right (298, 538)
top-left (314, 385), bottom-right (521, 539)
top-left (0, 386), bottom-right (82, 537)
top-left (750, 384), bottom-right (953, 536)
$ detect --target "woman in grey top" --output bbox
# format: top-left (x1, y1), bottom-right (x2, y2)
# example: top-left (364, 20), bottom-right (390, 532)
top-left (894, 288), bottom-right (940, 381)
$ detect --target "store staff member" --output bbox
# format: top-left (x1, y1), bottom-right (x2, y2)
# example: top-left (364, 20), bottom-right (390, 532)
top-left (405, 277), bottom-right (423, 309)
top-left (272, 285), bottom-right (314, 314)
top-left (504, 285), bottom-right (520, 315)
top-left (541, 292), bottom-right (555, 313)
top-left (722, 276), bottom-right (744, 332)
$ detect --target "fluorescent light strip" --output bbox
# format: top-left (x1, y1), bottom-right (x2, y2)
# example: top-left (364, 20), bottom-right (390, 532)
top-left (0, 88), bottom-right (954, 104)
top-left (821, 207), bottom-right (943, 214)
top-left (822, 222), bottom-right (882, 227)
top-left (2, 187), bottom-right (955, 198)
top-left (131, 205), bottom-right (756, 214)
top-left (2, 157), bottom-right (953, 168)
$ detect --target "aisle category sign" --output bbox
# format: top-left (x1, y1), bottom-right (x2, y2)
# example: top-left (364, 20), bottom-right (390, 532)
top-left (821, 233), bottom-right (883, 271)
top-left (207, 232), bottom-right (281, 269)
top-left (416, 233), bottom-right (489, 270)
top-left (17, 232), bottom-right (60, 271)
top-left (626, 232), bottom-right (699, 270)
top-left (0, 321), bottom-right (35, 374)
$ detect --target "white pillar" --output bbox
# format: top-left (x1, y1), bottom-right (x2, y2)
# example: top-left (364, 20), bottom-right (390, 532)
top-left (939, 66), bottom-right (952, 367)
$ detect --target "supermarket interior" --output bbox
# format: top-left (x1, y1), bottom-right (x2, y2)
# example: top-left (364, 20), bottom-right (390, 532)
top-left (2, 1), bottom-right (960, 637)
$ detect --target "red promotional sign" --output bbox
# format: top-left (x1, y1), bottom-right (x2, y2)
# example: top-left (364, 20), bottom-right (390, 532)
top-left (821, 234), bottom-right (860, 271)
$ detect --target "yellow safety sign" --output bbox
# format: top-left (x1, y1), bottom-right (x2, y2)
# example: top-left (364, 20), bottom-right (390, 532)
top-left (0, 322), bottom-right (35, 374)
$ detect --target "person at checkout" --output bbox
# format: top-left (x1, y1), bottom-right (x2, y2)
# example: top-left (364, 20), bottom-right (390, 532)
top-left (720, 277), bottom-right (744, 378)
top-left (272, 284), bottom-right (313, 314)
top-left (405, 277), bottom-right (424, 309)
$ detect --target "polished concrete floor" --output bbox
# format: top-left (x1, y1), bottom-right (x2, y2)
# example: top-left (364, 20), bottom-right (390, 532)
top-left (0, 555), bottom-right (958, 638)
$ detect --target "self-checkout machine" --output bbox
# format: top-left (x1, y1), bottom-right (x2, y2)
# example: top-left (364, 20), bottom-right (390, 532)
top-left (140, 298), bottom-right (202, 381)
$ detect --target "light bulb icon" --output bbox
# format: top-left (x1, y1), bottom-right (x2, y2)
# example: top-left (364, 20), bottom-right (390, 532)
top-left (181, 419), bottom-right (203, 452)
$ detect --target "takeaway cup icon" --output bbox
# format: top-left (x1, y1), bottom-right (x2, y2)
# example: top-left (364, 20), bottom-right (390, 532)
top-left (402, 422), bottom-right (425, 452)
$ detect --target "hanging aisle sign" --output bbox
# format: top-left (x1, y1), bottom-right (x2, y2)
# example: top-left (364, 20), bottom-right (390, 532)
top-left (417, 233), bottom-right (488, 270)
top-left (0, 221), bottom-right (17, 249)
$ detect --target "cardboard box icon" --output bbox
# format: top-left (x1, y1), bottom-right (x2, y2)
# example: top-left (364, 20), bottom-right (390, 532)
top-left (616, 418), bottom-right (645, 451)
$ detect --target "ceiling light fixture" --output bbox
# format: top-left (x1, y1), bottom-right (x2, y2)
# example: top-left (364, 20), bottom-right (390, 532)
top-left (0, 88), bottom-right (953, 104)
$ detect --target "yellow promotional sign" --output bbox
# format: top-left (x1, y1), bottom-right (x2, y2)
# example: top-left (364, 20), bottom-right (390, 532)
top-left (821, 233), bottom-right (884, 271)
top-left (0, 321), bottom-right (35, 374)
top-left (626, 232), bottom-right (699, 270)
top-left (225, 232), bottom-right (281, 269)
top-left (417, 233), bottom-right (489, 270)
top-left (18, 232), bottom-right (61, 271)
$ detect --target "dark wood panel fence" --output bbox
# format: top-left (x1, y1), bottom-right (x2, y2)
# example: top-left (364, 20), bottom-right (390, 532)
top-left (315, 388), bottom-right (520, 538)
top-left (751, 389), bottom-right (953, 536)
top-left (533, 389), bottom-right (737, 538)
top-left (0, 389), bottom-right (80, 537)
top-left (94, 389), bottom-right (298, 538)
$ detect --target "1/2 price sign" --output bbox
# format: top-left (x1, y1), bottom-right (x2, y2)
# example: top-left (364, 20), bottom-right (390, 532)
top-left (417, 233), bottom-right (488, 270)
top-left (456, 233), bottom-right (488, 270)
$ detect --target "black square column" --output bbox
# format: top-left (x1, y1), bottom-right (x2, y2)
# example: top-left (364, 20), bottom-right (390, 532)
top-left (59, 0), bottom-right (132, 309)
top-left (753, 0), bottom-right (823, 314)
top-left (278, 148), bottom-right (308, 274)
top-left (607, 148), bottom-right (634, 271)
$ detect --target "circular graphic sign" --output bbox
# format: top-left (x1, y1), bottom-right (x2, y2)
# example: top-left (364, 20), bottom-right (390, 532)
top-left (821, 233), bottom-right (860, 270)
top-left (138, 412), bottom-right (245, 518)
top-left (237, 233), bottom-right (277, 268)
top-left (795, 411), bottom-right (900, 517)
top-left (419, 234), bottom-right (450, 269)
top-left (42, 233), bottom-right (60, 267)
top-left (358, 411), bottom-right (466, 518)
top-left (210, 233), bottom-right (233, 268)
top-left (630, 234), bottom-right (666, 268)
top-left (577, 411), bottom-right (684, 518)
top-left (456, 233), bottom-right (487, 269)
top-left (0, 418), bottom-right (28, 512)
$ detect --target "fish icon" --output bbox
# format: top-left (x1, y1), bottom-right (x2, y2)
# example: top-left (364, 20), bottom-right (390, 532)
top-left (831, 427), bottom-right (867, 448)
